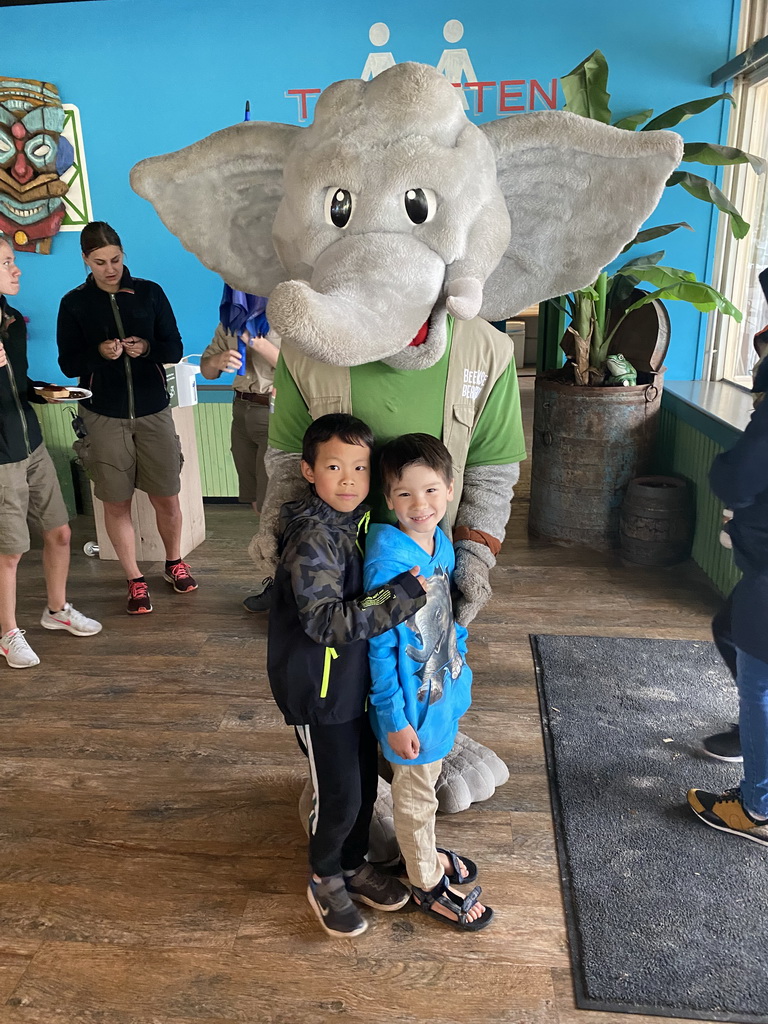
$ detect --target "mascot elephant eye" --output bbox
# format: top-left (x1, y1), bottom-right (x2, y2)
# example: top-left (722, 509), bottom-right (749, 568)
top-left (404, 187), bottom-right (436, 225)
top-left (325, 187), bottom-right (354, 228)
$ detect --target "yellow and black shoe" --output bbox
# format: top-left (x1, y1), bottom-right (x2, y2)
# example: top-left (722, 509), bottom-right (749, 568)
top-left (687, 787), bottom-right (768, 845)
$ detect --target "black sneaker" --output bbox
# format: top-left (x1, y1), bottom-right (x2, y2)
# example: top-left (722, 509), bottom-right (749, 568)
top-left (345, 861), bottom-right (411, 911)
top-left (163, 560), bottom-right (198, 594)
top-left (242, 577), bottom-right (273, 613)
top-left (307, 874), bottom-right (368, 937)
top-left (688, 787), bottom-right (768, 845)
top-left (702, 724), bottom-right (742, 762)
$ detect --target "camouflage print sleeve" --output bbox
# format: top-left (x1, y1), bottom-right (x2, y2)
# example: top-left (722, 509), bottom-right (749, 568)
top-left (285, 526), bottom-right (426, 647)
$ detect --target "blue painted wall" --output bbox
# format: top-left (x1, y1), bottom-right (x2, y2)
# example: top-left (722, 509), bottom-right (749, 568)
top-left (2, 0), bottom-right (740, 386)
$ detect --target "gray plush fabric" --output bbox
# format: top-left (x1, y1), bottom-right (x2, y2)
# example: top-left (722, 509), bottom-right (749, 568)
top-left (454, 462), bottom-right (520, 625)
top-left (248, 447), bottom-right (308, 576)
top-left (480, 111), bottom-right (683, 320)
top-left (131, 62), bottom-right (681, 371)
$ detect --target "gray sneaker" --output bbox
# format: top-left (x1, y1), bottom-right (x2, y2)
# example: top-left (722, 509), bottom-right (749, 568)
top-left (0, 629), bottom-right (40, 669)
top-left (41, 602), bottom-right (102, 636)
top-left (345, 861), bottom-right (411, 911)
top-left (307, 874), bottom-right (368, 937)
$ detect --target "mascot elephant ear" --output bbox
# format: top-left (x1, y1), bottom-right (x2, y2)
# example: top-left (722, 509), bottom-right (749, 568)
top-left (478, 111), bottom-right (683, 321)
top-left (130, 121), bottom-right (298, 296)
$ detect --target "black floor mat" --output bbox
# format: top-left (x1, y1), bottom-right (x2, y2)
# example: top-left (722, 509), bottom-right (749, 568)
top-left (531, 634), bottom-right (768, 1023)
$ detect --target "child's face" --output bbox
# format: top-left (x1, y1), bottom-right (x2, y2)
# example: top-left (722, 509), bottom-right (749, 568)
top-left (385, 462), bottom-right (454, 542)
top-left (301, 437), bottom-right (371, 513)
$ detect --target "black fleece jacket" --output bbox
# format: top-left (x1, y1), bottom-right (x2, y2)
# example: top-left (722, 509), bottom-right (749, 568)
top-left (711, 395), bottom-right (768, 662)
top-left (56, 267), bottom-right (182, 419)
top-left (0, 297), bottom-right (45, 465)
top-left (268, 493), bottom-right (427, 726)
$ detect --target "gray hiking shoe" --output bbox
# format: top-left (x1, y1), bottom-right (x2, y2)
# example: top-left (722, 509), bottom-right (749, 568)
top-left (344, 861), bottom-right (411, 911)
top-left (307, 874), bottom-right (368, 937)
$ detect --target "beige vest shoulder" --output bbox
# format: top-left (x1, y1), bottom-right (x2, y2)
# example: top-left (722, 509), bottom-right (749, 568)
top-left (281, 320), bottom-right (514, 526)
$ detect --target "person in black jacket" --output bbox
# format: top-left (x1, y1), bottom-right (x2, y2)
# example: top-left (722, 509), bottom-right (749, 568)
top-left (688, 386), bottom-right (768, 844)
top-left (268, 413), bottom-right (427, 937)
top-left (57, 222), bottom-right (197, 615)
top-left (0, 237), bottom-right (101, 669)
top-left (701, 268), bottom-right (768, 763)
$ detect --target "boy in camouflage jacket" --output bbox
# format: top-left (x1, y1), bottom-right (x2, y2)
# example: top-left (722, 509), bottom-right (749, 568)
top-left (267, 413), bottom-right (426, 937)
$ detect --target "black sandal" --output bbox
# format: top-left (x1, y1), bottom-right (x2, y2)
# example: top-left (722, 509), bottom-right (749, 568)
top-left (411, 877), bottom-right (494, 931)
top-left (436, 847), bottom-right (478, 885)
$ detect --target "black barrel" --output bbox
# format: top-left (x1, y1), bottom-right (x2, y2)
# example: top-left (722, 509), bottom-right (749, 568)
top-left (620, 476), bottom-right (693, 566)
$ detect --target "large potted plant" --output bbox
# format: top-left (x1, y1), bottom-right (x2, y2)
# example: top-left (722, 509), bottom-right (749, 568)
top-left (528, 50), bottom-right (762, 551)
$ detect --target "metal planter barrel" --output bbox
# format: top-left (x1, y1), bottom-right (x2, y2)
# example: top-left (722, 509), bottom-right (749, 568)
top-left (620, 475), bottom-right (693, 566)
top-left (529, 373), bottom-right (664, 551)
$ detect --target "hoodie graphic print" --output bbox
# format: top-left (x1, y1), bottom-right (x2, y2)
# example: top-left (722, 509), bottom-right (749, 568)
top-left (364, 522), bottom-right (472, 765)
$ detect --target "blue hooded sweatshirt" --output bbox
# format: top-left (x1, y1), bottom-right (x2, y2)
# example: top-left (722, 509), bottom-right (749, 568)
top-left (363, 523), bottom-right (472, 765)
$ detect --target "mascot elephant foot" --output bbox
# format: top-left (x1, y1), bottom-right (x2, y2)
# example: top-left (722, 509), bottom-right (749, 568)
top-left (435, 731), bottom-right (510, 814)
top-left (299, 731), bottom-right (509, 864)
top-left (452, 731), bottom-right (510, 786)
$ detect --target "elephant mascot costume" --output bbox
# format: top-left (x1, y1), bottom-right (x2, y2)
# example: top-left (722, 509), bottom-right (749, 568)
top-left (131, 62), bottom-right (681, 842)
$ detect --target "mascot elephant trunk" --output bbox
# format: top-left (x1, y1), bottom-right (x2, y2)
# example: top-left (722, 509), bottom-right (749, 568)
top-left (267, 233), bottom-right (447, 366)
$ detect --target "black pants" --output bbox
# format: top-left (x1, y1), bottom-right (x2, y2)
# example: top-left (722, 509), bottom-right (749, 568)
top-left (712, 592), bottom-right (737, 681)
top-left (295, 715), bottom-right (378, 878)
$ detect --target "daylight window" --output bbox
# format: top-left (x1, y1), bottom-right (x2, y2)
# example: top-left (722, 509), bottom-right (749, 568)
top-left (707, 1), bottom-right (768, 387)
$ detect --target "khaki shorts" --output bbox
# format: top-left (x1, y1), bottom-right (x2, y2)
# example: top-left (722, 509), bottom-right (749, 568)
top-left (0, 443), bottom-right (70, 554)
top-left (230, 396), bottom-right (270, 507)
top-left (75, 406), bottom-right (183, 503)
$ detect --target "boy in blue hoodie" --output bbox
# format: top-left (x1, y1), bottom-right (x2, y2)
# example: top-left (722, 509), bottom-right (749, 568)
top-left (364, 433), bottom-right (494, 931)
top-left (268, 414), bottom-right (427, 938)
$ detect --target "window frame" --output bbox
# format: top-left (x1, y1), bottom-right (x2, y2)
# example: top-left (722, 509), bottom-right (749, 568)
top-left (705, 0), bottom-right (768, 386)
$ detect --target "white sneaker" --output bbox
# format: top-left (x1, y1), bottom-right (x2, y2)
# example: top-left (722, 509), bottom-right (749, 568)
top-left (0, 629), bottom-right (40, 669)
top-left (40, 602), bottom-right (102, 636)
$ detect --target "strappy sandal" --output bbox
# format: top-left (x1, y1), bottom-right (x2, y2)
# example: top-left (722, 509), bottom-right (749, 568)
top-left (411, 877), bottom-right (494, 931)
top-left (436, 847), bottom-right (478, 885)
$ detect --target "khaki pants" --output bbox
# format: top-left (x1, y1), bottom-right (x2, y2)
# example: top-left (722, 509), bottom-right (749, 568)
top-left (76, 406), bottom-right (182, 503)
top-left (230, 397), bottom-right (269, 508)
top-left (0, 443), bottom-right (69, 554)
top-left (390, 758), bottom-right (444, 890)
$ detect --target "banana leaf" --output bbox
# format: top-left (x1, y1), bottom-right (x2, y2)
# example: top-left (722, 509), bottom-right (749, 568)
top-left (642, 94), bottom-right (734, 131)
top-left (683, 142), bottom-right (765, 173)
top-left (624, 282), bottom-right (742, 320)
top-left (613, 109), bottom-right (653, 131)
top-left (620, 224), bottom-right (692, 254)
top-left (561, 49), bottom-right (612, 124)
top-left (608, 252), bottom-right (666, 309)
top-left (614, 263), bottom-right (697, 289)
top-left (666, 171), bottom-right (750, 238)
top-left (548, 297), bottom-right (573, 318)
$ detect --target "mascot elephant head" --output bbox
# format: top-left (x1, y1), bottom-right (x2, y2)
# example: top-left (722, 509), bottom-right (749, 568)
top-left (131, 61), bottom-right (681, 370)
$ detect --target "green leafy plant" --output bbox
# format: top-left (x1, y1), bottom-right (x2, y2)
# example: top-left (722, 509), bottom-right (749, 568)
top-left (553, 50), bottom-right (762, 386)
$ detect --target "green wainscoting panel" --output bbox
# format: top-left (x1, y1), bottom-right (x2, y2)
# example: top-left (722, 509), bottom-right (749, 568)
top-left (192, 401), bottom-right (238, 498)
top-left (35, 400), bottom-right (241, 509)
top-left (34, 403), bottom-right (78, 516)
top-left (655, 403), bottom-right (740, 596)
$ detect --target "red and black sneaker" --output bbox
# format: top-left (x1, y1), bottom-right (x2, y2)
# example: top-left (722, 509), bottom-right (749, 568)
top-left (164, 560), bottom-right (198, 594)
top-left (127, 579), bottom-right (153, 615)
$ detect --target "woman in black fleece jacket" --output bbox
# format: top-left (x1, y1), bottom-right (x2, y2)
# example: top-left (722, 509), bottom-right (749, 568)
top-left (56, 221), bottom-right (196, 615)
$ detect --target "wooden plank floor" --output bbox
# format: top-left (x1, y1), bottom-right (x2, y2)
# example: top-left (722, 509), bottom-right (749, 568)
top-left (2, 377), bottom-right (724, 1024)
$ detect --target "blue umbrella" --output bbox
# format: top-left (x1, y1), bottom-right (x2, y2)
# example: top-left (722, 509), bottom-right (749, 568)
top-left (217, 100), bottom-right (271, 373)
